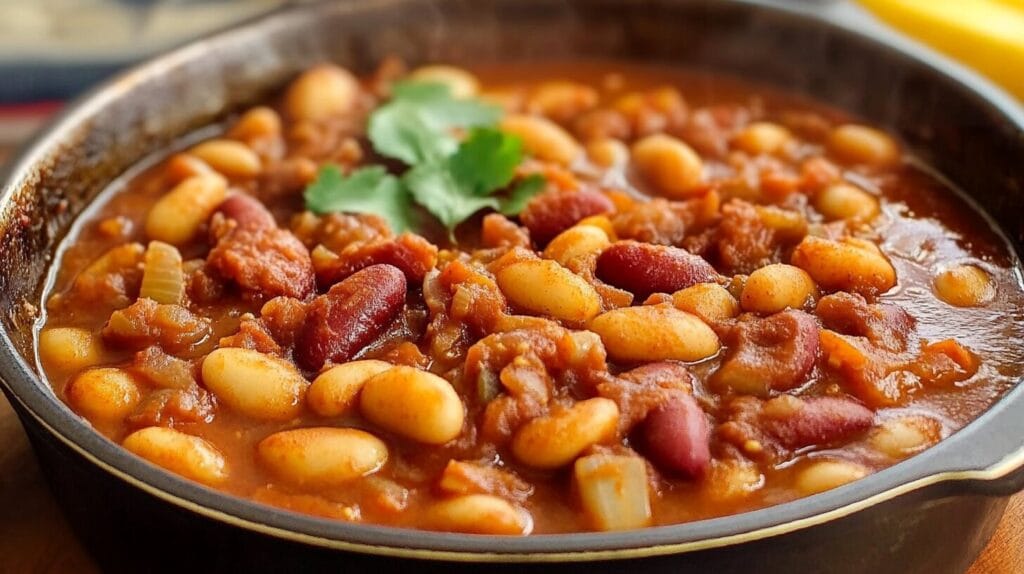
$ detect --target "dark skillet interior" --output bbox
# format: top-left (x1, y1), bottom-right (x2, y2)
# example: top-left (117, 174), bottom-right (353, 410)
top-left (1, 0), bottom-right (1023, 560)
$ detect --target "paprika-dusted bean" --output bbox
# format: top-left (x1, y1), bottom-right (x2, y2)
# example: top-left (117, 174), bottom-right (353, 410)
top-left (123, 427), bottom-right (228, 486)
top-left (189, 139), bottom-right (261, 179)
top-left (542, 225), bottom-right (611, 267)
top-left (814, 183), bottom-right (879, 221)
top-left (511, 398), bottom-right (619, 468)
top-left (791, 236), bottom-right (896, 296)
top-left (409, 65), bottom-right (480, 99)
top-left (284, 64), bottom-right (359, 121)
top-left (66, 367), bottom-right (141, 423)
top-left (827, 124), bottom-right (899, 166)
top-left (258, 427), bottom-right (388, 487)
top-left (500, 114), bottom-right (582, 166)
top-left (495, 259), bottom-right (601, 323)
top-left (671, 283), bottom-right (739, 323)
top-left (38, 327), bottom-right (104, 374)
top-left (360, 366), bottom-right (465, 444)
top-left (307, 360), bottom-right (393, 417)
top-left (631, 134), bottom-right (704, 198)
top-left (933, 264), bottom-right (995, 307)
top-left (590, 305), bottom-right (720, 362)
top-left (424, 495), bottom-right (532, 535)
top-left (145, 173), bottom-right (227, 245)
top-left (202, 347), bottom-right (308, 421)
top-left (740, 263), bottom-right (816, 314)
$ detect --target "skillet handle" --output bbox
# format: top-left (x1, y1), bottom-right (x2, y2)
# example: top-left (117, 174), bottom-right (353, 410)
top-left (914, 385), bottom-right (1024, 497)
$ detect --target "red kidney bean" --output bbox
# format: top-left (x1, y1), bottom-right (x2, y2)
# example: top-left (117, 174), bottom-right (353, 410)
top-left (712, 310), bottom-right (820, 395)
top-left (596, 241), bottom-right (718, 298)
top-left (295, 264), bottom-right (406, 371)
top-left (316, 234), bottom-right (438, 287)
top-left (519, 189), bottom-right (614, 245)
top-left (215, 193), bottom-right (276, 230)
top-left (762, 396), bottom-right (874, 448)
top-left (640, 394), bottom-right (711, 478)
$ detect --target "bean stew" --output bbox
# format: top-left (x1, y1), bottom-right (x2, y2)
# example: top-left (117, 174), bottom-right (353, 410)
top-left (36, 60), bottom-right (1024, 535)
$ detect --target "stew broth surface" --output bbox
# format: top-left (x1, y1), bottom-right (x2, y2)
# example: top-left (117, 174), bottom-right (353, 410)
top-left (36, 60), bottom-right (1024, 534)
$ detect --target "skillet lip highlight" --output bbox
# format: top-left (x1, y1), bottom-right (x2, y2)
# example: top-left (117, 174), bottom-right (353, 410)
top-left (1, 0), bottom-right (1023, 559)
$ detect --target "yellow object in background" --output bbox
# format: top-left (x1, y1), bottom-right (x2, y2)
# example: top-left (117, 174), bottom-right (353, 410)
top-left (857, 0), bottom-right (1024, 101)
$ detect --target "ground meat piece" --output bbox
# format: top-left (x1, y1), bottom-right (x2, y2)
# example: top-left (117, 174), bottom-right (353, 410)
top-left (260, 297), bottom-right (308, 349)
top-left (207, 226), bottom-right (315, 300)
top-left (612, 199), bottom-right (688, 246)
top-left (818, 329), bottom-right (908, 408)
top-left (291, 211), bottom-right (393, 251)
top-left (481, 213), bottom-right (531, 248)
top-left (481, 393), bottom-right (547, 445)
top-left (711, 310), bottom-right (820, 396)
top-left (816, 292), bottom-right (916, 352)
top-left (715, 199), bottom-right (779, 274)
top-left (257, 157), bottom-right (318, 200)
top-left (219, 317), bottom-right (282, 355)
top-left (907, 339), bottom-right (978, 387)
top-left (187, 265), bottom-right (226, 305)
top-left (465, 325), bottom-right (607, 392)
top-left (438, 460), bottom-right (533, 502)
top-left (597, 361), bottom-right (694, 433)
top-left (126, 386), bottom-right (216, 428)
top-left (674, 105), bottom-right (751, 159)
top-left (315, 233), bottom-right (438, 287)
top-left (574, 108), bottom-right (631, 142)
top-left (132, 346), bottom-right (195, 389)
top-left (102, 298), bottom-right (211, 353)
top-left (62, 243), bottom-right (145, 312)
top-left (472, 327), bottom-right (607, 443)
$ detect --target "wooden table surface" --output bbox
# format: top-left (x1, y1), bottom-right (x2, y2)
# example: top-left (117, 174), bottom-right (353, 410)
top-left (0, 395), bottom-right (1021, 573)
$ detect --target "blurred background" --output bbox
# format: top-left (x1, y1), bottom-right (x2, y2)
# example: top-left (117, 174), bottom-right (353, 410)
top-left (0, 0), bottom-right (290, 157)
top-left (0, 0), bottom-right (1020, 159)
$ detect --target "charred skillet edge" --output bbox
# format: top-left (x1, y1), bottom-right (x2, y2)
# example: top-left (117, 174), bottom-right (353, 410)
top-left (1, 0), bottom-right (1024, 559)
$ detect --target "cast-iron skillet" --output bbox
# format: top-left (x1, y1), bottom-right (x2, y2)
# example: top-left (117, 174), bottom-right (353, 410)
top-left (0, 1), bottom-right (1022, 572)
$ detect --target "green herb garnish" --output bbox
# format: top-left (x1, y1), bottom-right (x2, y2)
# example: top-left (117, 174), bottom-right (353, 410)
top-left (303, 165), bottom-right (413, 233)
top-left (303, 81), bottom-right (545, 234)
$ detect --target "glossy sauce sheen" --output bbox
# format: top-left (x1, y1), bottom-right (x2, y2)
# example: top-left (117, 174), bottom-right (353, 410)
top-left (36, 61), bottom-right (1024, 534)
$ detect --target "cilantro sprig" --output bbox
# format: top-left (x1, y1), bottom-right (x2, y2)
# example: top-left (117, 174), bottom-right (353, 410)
top-left (303, 81), bottom-right (545, 234)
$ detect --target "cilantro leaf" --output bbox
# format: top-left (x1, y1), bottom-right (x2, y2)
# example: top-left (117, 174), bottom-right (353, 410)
top-left (449, 128), bottom-right (523, 196)
top-left (498, 174), bottom-right (546, 216)
top-left (404, 128), bottom-right (534, 231)
top-left (403, 162), bottom-right (500, 232)
top-left (303, 165), bottom-right (413, 232)
top-left (368, 102), bottom-right (455, 165)
top-left (305, 80), bottom-right (544, 234)
top-left (368, 81), bottom-right (501, 165)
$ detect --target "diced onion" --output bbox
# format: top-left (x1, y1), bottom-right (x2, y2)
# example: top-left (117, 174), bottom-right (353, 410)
top-left (574, 454), bottom-right (652, 531)
top-left (140, 241), bottom-right (185, 304)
